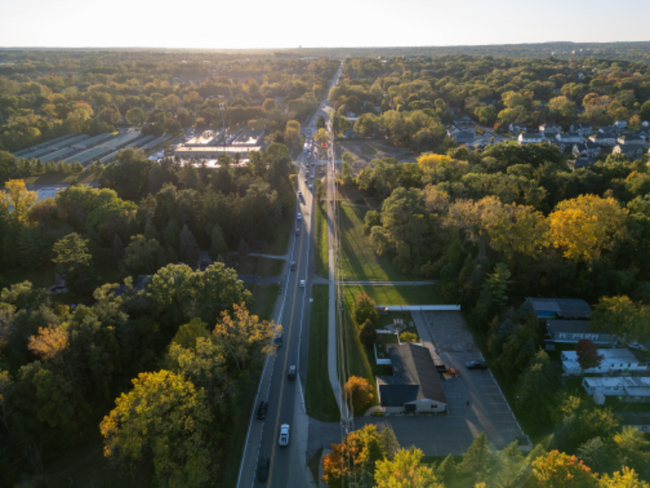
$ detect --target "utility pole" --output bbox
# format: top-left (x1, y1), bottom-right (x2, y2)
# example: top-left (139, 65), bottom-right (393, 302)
top-left (219, 102), bottom-right (226, 155)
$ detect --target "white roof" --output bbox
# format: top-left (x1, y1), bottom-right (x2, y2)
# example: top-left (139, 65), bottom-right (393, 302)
top-left (561, 349), bottom-right (638, 363)
top-left (584, 376), bottom-right (650, 388)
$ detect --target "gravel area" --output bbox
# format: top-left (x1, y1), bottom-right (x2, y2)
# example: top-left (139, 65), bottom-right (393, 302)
top-left (424, 311), bottom-right (479, 353)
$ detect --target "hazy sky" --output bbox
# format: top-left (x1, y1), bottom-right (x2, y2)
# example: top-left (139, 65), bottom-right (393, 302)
top-left (1, 0), bottom-right (649, 49)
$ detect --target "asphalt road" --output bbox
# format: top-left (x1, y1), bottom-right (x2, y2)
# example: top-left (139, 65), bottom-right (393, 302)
top-left (238, 66), bottom-right (344, 488)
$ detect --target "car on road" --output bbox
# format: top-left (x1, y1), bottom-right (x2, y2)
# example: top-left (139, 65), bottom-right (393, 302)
top-left (308, 184), bottom-right (313, 190)
top-left (297, 212), bottom-right (302, 220)
top-left (305, 178), bottom-right (308, 184)
top-left (295, 228), bottom-right (300, 236)
top-left (257, 457), bottom-right (269, 481)
top-left (298, 191), bottom-right (303, 198)
top-left (274, 333), bottom-right (283, 347)
top-left (278, 424), bottom-right (290, 446)
top-left (287, 365), bottom-right (296, 380)
top-left (466, 360), bottom-right (488, 370)
top-left (256, 401), bottom-right (268, 420)
top-left (299, 280), bottom-right (306, 288)
top-left (290, 261), bottom-right (296, 271)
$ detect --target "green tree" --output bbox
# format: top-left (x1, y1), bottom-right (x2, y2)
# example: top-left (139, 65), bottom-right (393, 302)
top-left (613, 426), bottom-right (650, 474)
top-left (52, 232), bottom-right (94, 293)
top-left (359, 319), bottom-right (377, 346)
top-left (399, 331), bottom-right (417, 343)
top-left (316, 115), bottom-right (326, 130)
top-left (375, 447), bottom-right (442, 488)
top-left (171, 318), bottom-right (210, 349)
top-left (125, 107), bottom-right (144, 126)
top-left (354, 293), bottom-right (379, 326)
top-left (459, 432), bottom-right (491, 476)
top-left (435, 453), bottom-right (457, 485)
top-left (378, 426), bottom-right (400, 461)
top-left (590, 296), bottom-right (650, 344)
top-left (179, 224), bottom-right (200, 268)
top-left (515, 349), bottom-right (558, 424)
top-left (121, 235), bottom-right (168, 276)
top-left (100, 370), bottom-right (211, 488)
top-left (209, 223), bottom-right (229, 261)
top-left (0, 179), bottom-right (37, 226)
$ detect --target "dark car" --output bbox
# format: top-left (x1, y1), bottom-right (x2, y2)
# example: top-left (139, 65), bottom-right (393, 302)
top-left (256, 401), bottom-right (268, 420)
top-left (295, 228), bottom-right (300, 236)
top-left (257, 457), bottom-right (269, 481)
top-left (466, 360), bottom-right (488, 370)
top-left (290, 261), bottom-right (296, 271)
top-left (287, 365), bottom-right (296, 381)
top-left (274, 333), bottom-right (283, 347)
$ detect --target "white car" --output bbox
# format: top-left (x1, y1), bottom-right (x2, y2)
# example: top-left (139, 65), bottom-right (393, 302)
top-left (299, 280), bottom-right (306, 288)
top-left (278, 424), bottom-right (290, 446)
top-left (297, 213), bottom-right (302, 220)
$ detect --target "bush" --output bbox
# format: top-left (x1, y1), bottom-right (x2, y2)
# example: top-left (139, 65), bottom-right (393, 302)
top-left (359, 319), bottom-right (377, 346)
top-left (399, 331), bottom-right (417, 343)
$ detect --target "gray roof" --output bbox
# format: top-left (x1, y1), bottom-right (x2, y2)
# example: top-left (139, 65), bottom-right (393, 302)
top-left (377, 344), bottom-right (447, 407)
top-left (520, 133), bottom-right (543, 140)
top-left (546, 319), bottom-right (598, 335)
top-left (527, 297), bottom-right (592, 319)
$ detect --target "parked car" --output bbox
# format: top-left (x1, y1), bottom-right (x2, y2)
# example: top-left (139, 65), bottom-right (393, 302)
top-left (256, 401), bottom-right (268, 420)
top-left (274, 333), bottom-right (283, 347)
top-left (287, 365), bottom-right (296, 380)
top-left (257, 457), bottom-right (269, 481)
top-left (466, 360), bottom-right (488, 370)
top-left (299, 280), bottom-right (306, 288)
top-left (628, 342), bottom-right (643, 350)
top-left (290, 261), bottom-right (296, 271)
top-left (278, 424), bottom-right (290, 446)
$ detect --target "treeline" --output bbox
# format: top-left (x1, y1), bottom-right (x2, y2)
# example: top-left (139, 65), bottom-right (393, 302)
top-left (0, 51), bottom-right (338, 152)
top-left (0, 144), bottom-right (295, 288)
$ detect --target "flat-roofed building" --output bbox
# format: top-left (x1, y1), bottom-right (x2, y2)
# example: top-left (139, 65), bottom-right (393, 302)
top-left (546, 319), bottom-right (617, 346)
top-left (185, 129), bottom-right (224, 146)
top-left (526, 297), bottom-right (592, 319)
top-left (561, 348), bottom-right (647, 375)
top-left (173, 145), bottom-right (262, 160)
top-left (582, 376), bottom-right (650, 402)
top-left (232, 129), bottom-right (264, 147)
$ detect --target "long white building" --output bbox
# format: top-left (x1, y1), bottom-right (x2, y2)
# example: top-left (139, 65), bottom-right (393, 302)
top-left (582, 376), bottom-right (650, 402)
top-left (561, 348), bottom-right (647, 375)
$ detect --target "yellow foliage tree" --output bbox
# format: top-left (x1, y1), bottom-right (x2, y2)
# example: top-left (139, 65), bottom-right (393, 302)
top-left (0, 179), bottom-right (37, 226)
top-left (547, 194), bottom-right (628, 262)
top-left (417, 153), bottom-right (454, 169)
top-left (345, 375), bottom-right (374, 414)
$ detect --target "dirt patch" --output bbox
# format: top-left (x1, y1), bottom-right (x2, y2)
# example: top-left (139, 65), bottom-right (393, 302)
top-left (424, 312), bottom-right (479, 353)
top-left (335, 140), bottom-right (418, 174)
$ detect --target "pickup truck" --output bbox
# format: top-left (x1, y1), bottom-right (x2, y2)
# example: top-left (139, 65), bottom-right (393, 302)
top-left (278, 424), bottom-right (290, 446)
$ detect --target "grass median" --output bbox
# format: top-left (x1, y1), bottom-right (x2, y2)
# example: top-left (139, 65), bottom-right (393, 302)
top-left (314, 203), bottom-right (329, 278)
top-left (305, 285), bottom-right (340, 422)
top-left (341, 284), bottom-right (444, 307)
top-left (339, 203), bottom-right (408, 282)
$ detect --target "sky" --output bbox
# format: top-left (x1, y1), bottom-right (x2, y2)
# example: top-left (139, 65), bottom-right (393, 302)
top-left (1, 0), bottom-right (649, 49)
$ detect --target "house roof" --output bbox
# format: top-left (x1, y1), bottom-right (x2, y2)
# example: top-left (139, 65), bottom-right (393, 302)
top-left (547, 319), bottom-right (616, 339)
top-left (573, 158), bottom-right (596, 169)
top-left (527, 297), bottom-right (592, 318)
top-left (615, 144), bottom-right (643, 155)
top-left (519, 133), bottom-right (543, 140)
top-left (556, 132), bottom-right (583, 140)
top-left (377, 344), bottom-right (447, 407)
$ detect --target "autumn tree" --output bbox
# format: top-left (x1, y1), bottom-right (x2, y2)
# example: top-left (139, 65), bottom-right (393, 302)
top-left (354, 293), bottom-right (379, 326)
top-left (547, 195), bottom-right (628, 262)
top-left (575, 339), bottom-right (604, 370)
top-left (27, 325), bottom-right (69, 368)
top-left (344, 375), bottom-right (374, 414)
top-left (600, 467), bottom-right (649, 488)
top-left (531, 450), bottom-right (597, 488)
top-left (375, 447), bottom-right (442, 488)
top-left (100, 370), bottom-right (211, 488)
top-left (590, 295), bottom-right (650, 345)
top-left (0, 179), bottom-right (37, 226)
top-left (612, 426), bottom-right (650, 474)
top-left (212, 303), bottom-right (280, 371)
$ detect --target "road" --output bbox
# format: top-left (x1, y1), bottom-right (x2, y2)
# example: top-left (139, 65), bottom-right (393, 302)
top-left (237, 64), bottom-right (344, 488)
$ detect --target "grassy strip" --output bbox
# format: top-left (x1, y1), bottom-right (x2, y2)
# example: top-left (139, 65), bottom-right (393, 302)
top-left (305, 285), bottom-right (340, 422)
top-left (257, 257), bottom-right (284, 278)
top-left (314, 203), bottom-right (329, 278)
top-left (23, 170), bottom-right (96, 186)
top-left (249, 284), bottom-right (280, 321)
top-left (342, 284), bottom-right (444, 307)
top-left (339, 203), bottom-right (408, 282)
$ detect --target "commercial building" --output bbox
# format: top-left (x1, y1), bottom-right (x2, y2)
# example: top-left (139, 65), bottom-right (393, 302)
top-left (582, 376), bottom-right (650, 403)
top-left (561, 348), bottom-right (647, 375)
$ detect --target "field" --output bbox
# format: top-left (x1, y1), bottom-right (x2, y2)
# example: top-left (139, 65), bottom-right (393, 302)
top-left (339, 203), bottom-right (408, 282)
top-left (342, 284), bottom-right (444, 307)
top-left (314, 203), bottom-right (329, 278)
top-left (305, 285), bottom-right (340, 422)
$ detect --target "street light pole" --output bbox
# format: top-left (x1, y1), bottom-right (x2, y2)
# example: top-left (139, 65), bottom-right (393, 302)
top-left (219, 102), bottom-right (226, 158)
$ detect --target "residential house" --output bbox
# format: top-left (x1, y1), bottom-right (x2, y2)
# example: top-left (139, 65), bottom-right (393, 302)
top-left (582, 376), bottom-right (650, 403)
top-left (613, 144), bottom-right (644, 159)
top-left (445, 123), bottom-right (462, 138)
top-left (613, 120), bottom-right (628, 129)
top-left (556, 132), bottom-right (585, 144)
top-left (546, 319), bottom-right (618, 346)
top-left (572, 142), bottom-right (601, 158)
top-left (526, 297), bottom-right (592, 319)
top-left (376, 343), bottom-right (447, 413)
top-left (570, 157), bottom-right (597, 170)
top-left (453, 117), bottom-right (475, 130)
top-left (453, 131), bottom-right (475, 144)
top-left (561, 349), bottom-right (647, 375)
top-left (539, 123), bottom-right (562, 135)
top-left (518, 133), bottom-right (544, 145)
top-left (570, 124), bottom-right (593, 135)
top-left (590, 133), bottom-right (617, 147)
top-left (598, 126), bottom-right (622, 137)
top-left (617, 135), bottom-right (645, 145)
top-left (509, 123), bottom-right (527, 134)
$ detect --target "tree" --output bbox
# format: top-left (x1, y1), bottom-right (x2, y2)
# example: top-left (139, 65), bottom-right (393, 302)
top-left (375, 447), bottom-right (442, 488)
top-left (531, 450), bottom-right (597, 488)
top-left (344, 376), bottom-right (374, 414)
top-left (515, 349), bottom-right (559, 424)
top-left (590, 296), bottom-right (650, 345)
top-left (547, 195), bottom-right (628, 262)
top-left (237, 238), bottom-right (250, 260)
top-left (399, 331), bottom-right (417, 343)
top-left (575, 339), bottom-right (604, 371)
top-left (435, 453), bottom-right (457, 485)
top-left (459, 432), bottom-right (491, 475)
top-left (378, 426), bottom-right (400, 461)
top-left (121, 235), bottom-right (168, 276)
top-left (316, 115), bottom-right (326, 130)
top-left (212, 304), bottom-right (280, 371)
top-left (0, 370), bottom-right (13, 430)
top-left (600, 467), bottom-right (649, 488)
top-left (100, 370), bottom-right (211, 488)
top-left (354, 293), bottom-right (379, 326)
top-left (0, 179), bottom-right (37, 226)
top-left (179, 224), bottom-right (200, 268)
top-left (125, 107), bottom-right (144, 126)
top-left (359, 319), bottom-right (377, 346)
top-left (322, 425), bottom-right (383, 488)
top-left (52, 232), bottom-right (94, 293)
top-left (576, 437), bottom-right (609, 474)
top-left (171, 318), bottom-right (210, 349)
top-left (209, 224), bottom-right (228, 261)
top-left (113, 233), bottom-right (124, 259)
top-left (612, 426), bottom-right (650, 474)
top-left (27, 326), bottom-right (69, 366)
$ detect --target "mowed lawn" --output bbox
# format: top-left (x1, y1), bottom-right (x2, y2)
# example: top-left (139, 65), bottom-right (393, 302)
top-left (342, 284), bottom-right (444, 308)
top-left (339, 203), bottom-right (408, 282)
top-left (305, 285), bottom-right (340, 422)
top-left (314, 203), bottom-right (329, 278)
